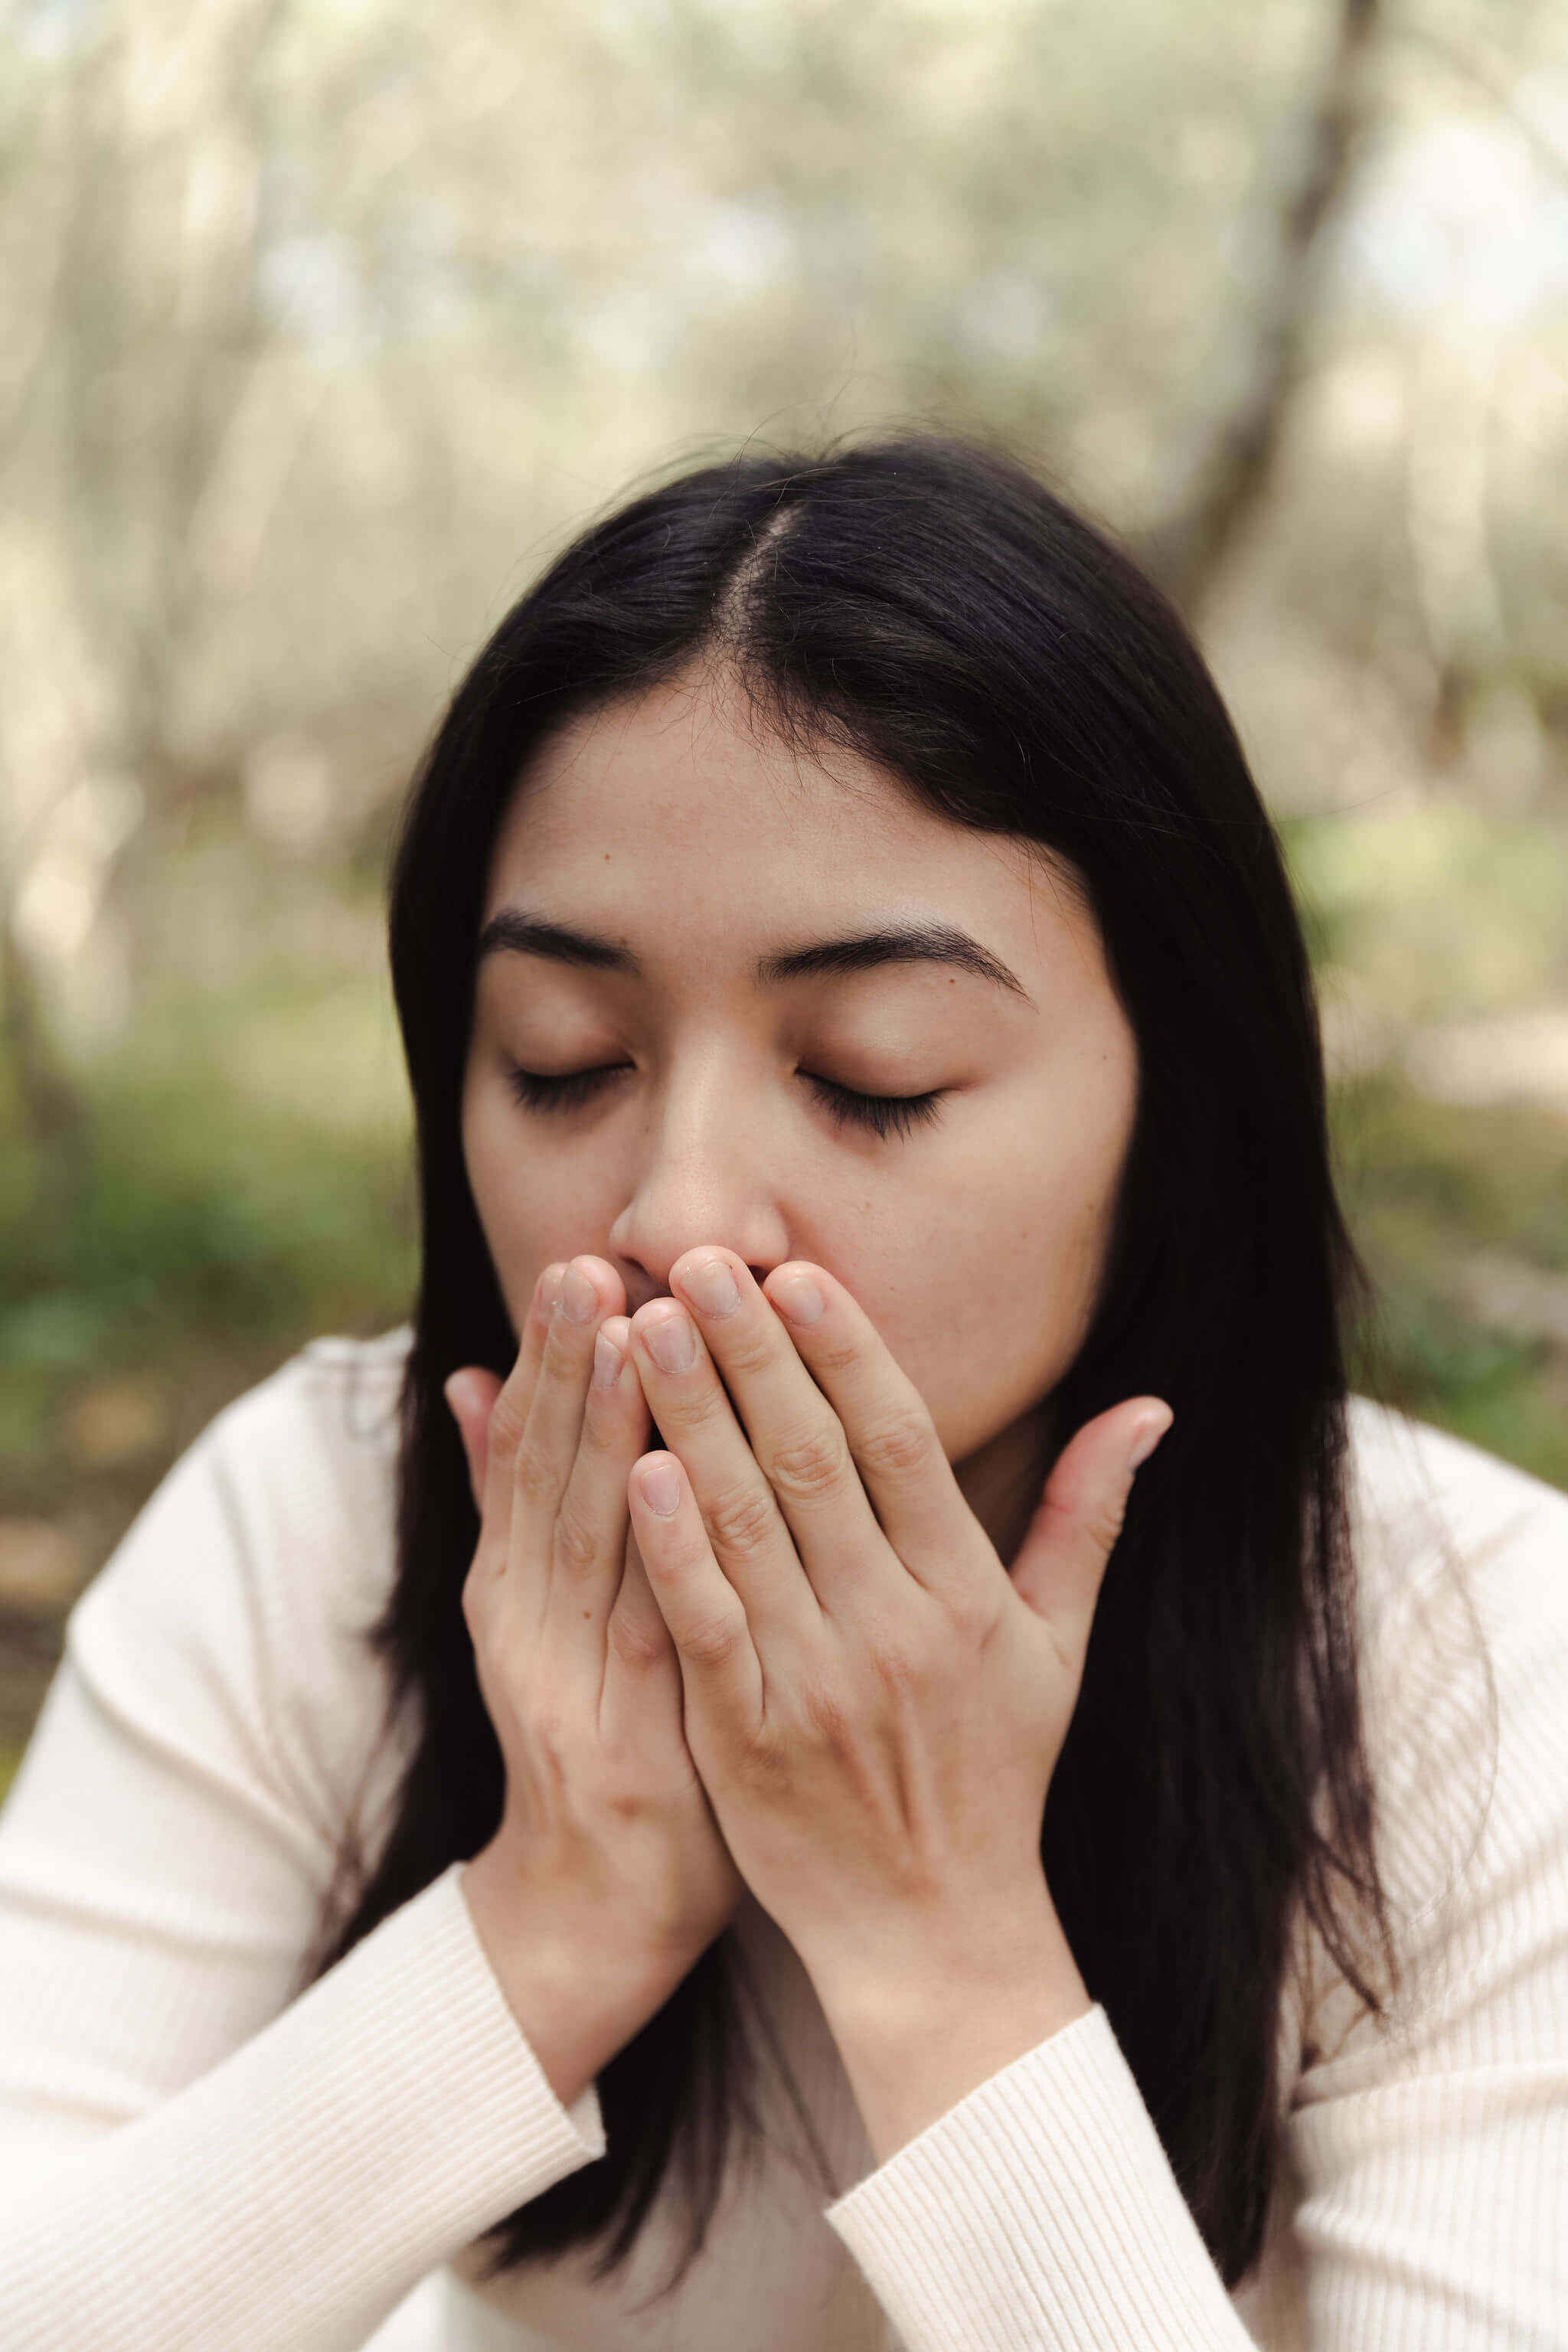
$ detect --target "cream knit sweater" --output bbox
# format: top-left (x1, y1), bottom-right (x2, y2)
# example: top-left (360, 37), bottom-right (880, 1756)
top-left (0, 1332), bottom-right (1564, 2352)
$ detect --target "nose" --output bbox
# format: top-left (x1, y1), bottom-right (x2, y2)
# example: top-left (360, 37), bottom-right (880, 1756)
top-left (606, 1053), bottom-right (792, 1298)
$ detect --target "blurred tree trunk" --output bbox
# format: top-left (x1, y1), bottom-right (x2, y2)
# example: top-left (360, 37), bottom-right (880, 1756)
top-left (0, 0), bottom-right (285, 1169)
top-left (1140, 0), bottom-right (1383, 618)
top-left (0, 911), bottom-right (88, 1219)
top-left (54, 1), bottom-right (283, 799)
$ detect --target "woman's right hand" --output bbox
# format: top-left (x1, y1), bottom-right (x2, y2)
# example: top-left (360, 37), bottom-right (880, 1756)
top-left (447, 1256), bottom-right (743, 2105)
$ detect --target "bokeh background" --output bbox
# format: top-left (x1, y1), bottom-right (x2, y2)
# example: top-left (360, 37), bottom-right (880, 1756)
top-left (2, 0), bottom-right (1566, 1789)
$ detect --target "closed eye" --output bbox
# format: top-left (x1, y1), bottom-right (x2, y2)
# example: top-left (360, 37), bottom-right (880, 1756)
top-left (506, 1064), bottom-right (946, 1140)
top-left (802, 1076), bottom-right (947, 1139)
top-left (507, 1063), bottom-right (629, 1116)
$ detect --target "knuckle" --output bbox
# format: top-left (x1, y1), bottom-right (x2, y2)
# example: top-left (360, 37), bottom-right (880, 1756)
top-left (854, 1602), bottom-right (934, 1698)
top-left (804, 1324), bottom-right (861, 1377)
top-left (473, 1617), bottom-right (528, 1713)
top-left (945, 1581), bottom-right (1001, 1647)
top-left (799, 1674), bottom-right (855, 1749)
top-left (652, 1379), bottom-right (725, 1438)
top-left (704, 1478), bottom-right (780, 1562)
top-left (1088, 1492), bottom-right (1130, 1556)
top-left (717, 1323), bottom-right (778, 1379)
top-left (683, 1609), bottom-right (746, 1670)
top-left (601, 1779), bottom-right (658, 1829)
top-left (513, 1436), bottom-right (560, 1511)
top-left (873, 1634), bottom-right (925, 1700)
top-left (768, 1423), bottom-right (850, 1505)
top-left (551, 1501), bottom-right (602, 1582)
top-left (483, 1400), bottom-right (526, 1475)
top-left (857, 1406), bottom-right (936, 1484)
top-left (606, 1606), bottom-right (669, 1671)
top-left (851, 1606), bottom-right (926, 1698)
top-left (528, 1702), bottom-right (572, 1770)
top-left (737, 1726), bottom-right (789, 1794)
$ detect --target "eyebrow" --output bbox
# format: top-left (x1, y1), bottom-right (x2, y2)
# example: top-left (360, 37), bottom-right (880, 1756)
top-left (475, 909), bottom-right (1035, 1004)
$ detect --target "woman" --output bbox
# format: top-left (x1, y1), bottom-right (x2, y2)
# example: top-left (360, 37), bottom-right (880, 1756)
top-left (1, 438), bottom-right (1563, 2351)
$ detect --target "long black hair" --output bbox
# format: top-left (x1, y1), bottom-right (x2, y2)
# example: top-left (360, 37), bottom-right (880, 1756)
top-left (315, 435), bottom-right (1392, 2294)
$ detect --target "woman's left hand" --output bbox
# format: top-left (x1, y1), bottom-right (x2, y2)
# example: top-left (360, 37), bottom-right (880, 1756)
top-left (623, 1248), bottom-right (1171, 2036)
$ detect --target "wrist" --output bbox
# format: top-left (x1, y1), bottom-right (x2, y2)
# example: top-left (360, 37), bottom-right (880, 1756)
top-left (460, 1841), bottom-right (700, 2110)
top-left (810, 1885), bottom-right (1091, 2164)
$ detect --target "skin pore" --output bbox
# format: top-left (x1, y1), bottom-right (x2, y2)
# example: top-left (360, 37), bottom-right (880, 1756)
top-left (461, 665), bottom-right (1140, 1573)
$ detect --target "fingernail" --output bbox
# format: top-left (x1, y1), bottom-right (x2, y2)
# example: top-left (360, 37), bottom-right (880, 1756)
top-left (639, 1458), bottom-right (681, 1516)
top-left (771, 1272), bottom-right (824, 1325)
top-left (681, 1256), bottom-right (739, 1318)
top-left (593, 1329), bottom-right (623, 1390)
top-left (537, 1265), bottom-right (566, 1321)
top-left (559, 1264), bottom-right (599, 1324)
top-left (1127, 1404), bottom-right (1174, 1472)
top-left (642, 1308), bottom-right (696, 1374)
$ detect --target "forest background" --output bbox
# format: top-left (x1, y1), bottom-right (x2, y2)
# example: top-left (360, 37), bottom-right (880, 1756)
top-left (2, 0), bottom-right (1566, 1788)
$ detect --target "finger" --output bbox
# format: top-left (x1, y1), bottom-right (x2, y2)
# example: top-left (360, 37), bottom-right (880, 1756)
top-left (760, 1259), bottom-right (976, 1596)
top-left (511, 1255), bottom-right (626, 1561)
top-left (600, 1524), bottom-right (681, 1743)
top-left (474, 1262), bottom-right (566, 1558)
top-left (665, 1249), bottom-right (888, 1617)
top-left (1010, 1399), bottom-right (1173, 1664)
top-left (547, 1314), bottom-right (652, 1669)
top-left (445, 1368), bottom-right (502, 1514)
top-left (627, 1295), bottom-right (820, 1648)
top-left (630, 1450), bottom-right (763, 1741)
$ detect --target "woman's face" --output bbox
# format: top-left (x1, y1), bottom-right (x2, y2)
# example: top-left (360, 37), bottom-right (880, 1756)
top-left (462, 668), bottom-right (1139, 1557)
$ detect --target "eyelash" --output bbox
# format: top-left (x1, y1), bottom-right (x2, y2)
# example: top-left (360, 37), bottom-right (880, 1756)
top-left (506, 1064), bottom-right (946, 1141)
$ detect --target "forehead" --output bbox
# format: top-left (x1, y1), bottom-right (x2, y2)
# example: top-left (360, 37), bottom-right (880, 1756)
top-left (486, 672), bottom-right (1083, 949)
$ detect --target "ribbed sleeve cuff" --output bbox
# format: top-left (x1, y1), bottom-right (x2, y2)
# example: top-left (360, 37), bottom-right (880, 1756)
top-left (824, 2004), bottom-right (1253, 2352)
top-left (2, 1864), bottom-right (606, 2352)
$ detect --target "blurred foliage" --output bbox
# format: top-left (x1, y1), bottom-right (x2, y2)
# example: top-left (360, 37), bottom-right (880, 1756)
top-left (1337, 1079), bottom-right (1568, 1488)
top-left (0, 1031), bottom-right (413, 1511)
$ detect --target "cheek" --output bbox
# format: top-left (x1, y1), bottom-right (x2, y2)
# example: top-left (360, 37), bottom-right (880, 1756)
top-left (462, 1072), bottom-right (645, 1334)
top-left (881, 1236), bottom-right (1100, 1463)
top-left (460, 1079), bottom-right (585, 1331)
top-left (462, 1084), bottom-right (528, 1325)
top-left (856, 1077), bottom-right (1133, 1460)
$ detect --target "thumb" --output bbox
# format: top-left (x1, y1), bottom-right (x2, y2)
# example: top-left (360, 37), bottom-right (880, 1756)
top-left (1009, 1397), bottom-right (1173, 1662)
top-left (444, 1367), bottom-right (504, 1517)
